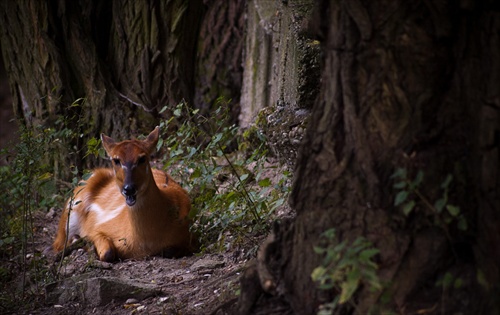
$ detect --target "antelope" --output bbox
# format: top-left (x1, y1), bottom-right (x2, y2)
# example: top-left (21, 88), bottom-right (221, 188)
top-left (53, 127), bottom-right (196, 262)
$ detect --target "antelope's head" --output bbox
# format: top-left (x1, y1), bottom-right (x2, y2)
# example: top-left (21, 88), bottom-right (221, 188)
top-left (101, 127), bottom-right (160, 207)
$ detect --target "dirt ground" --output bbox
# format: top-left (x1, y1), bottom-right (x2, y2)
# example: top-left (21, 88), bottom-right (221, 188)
top-left (1, 172), bottom-right (293, 315)
top-left (0, 151), bottom-right (294, 315)
top-left (0, 150), bottom-right (299, 314)
top-left (24, 211), bottom-right (254, 314)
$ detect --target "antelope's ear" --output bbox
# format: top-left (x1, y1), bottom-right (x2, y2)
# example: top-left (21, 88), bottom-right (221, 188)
top-left (144, 126), bottom-right (160, 154)
top-left (101, 133), bottom-right (116, 156)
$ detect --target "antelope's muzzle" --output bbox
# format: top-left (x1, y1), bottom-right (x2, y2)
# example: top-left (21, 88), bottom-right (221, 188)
top-left (122, 184), bottom-right (137, 206)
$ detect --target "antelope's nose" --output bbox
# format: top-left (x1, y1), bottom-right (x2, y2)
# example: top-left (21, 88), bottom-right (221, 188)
top-left (122, 184), bottom-right (137, 197)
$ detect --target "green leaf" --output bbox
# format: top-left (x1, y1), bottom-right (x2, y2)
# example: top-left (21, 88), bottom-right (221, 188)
top-left (454, 277), bottom-right (464, 289)
top-left (258, 178), bottom-right (272, 187)
top-left (318, 306), bottom-right (335, 315)
top-left (321, 228), bottom-right (336, 240)
top-left (187, 146), bottom-right (198, 158)
top-left (323, 248), bottom-right (336, 266)
top-left (318, 281), bottom-right (335, 290)
top-left (156, 138), bottom-right (164, 152)
top-left (0, 237), bottom-right (14, 246)
top-left (339, 269), bottom-right (360, 304)
top-left (413, 170), bottom-right (424, 187)
top-left (441, 272), bottom-right (454, 288)
top-left (313, 246), bottom-right (326, 255)
top-left (441, 174), bottom-right (453, 189)
top-left (271, 197), bottom-right (285, 209)
top-left (171, 148), bottom-right (183, 157)
top-left (394, 190), bottom-right (409, 206)
top-left (409, 171), bottom-right (424, 190)
top-left (359, 248), bottom-right (379, 261)
top-left (391, 168), bottom-right (407, 179)
top-left (311, 266), bottom-right (326, 281)
top-left (477, 269), bottom-right (489, 289)
top-left (402, 200), bottom-right (416, 216)
top-left (446, 205), bottom-right (460, 217)
top-left (190, 168), bottom-right (202, 179)
top-left (457, 217), bottom-right (468, 231)
top-left (159, 105), bottom-right (168, 114)
top-left (37, 172), bottom-right (53, 181)
top-left (393, 181), bottom-right (407, 189)
top-left (434, 198), bottom-right (446, 213)
top-left (173, 107), bottom-right (182, 117)
top-left (212, 133), bottom-right (223, 144)
top-left (87, 137), bottom-right (99, 146)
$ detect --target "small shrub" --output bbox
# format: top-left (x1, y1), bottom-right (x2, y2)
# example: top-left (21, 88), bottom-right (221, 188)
top-left (392, 168), bottom-right (467, 232)
top-left (158, 100), bottom-right (290, 254)
top-left (0, 98), bottom-right (86, 311)
top-left (0, 125), bottom-right (60, 311)
top-left (311, 228), bottom-right (381, 315)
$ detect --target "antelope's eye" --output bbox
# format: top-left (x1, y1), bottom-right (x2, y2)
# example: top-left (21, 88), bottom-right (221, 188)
top-left (138, 156), bottom-right (147, 165)
top-left (112, 158), bottom-right (121, 166)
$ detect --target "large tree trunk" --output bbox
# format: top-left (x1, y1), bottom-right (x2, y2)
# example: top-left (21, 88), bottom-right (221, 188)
top-left (0, 0), bottom-right (202, 178)
top-left (107, 0), bottom-right (204, 116)
top-left (243, 1), bottom-right (500, 314)
top-left (194, 0), bottom-right (245, 120)
top-left (0, 0), bottom-right (245, 179)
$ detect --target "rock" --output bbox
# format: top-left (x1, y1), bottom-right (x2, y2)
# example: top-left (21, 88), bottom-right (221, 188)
top-left (46, 275), bottom-right (161, 306)
top-left (125, 298), bottom-right (139, 304)
top-left (90, 260), bottom-right (113, 270)
top-left (190, 258), bottom-right (225, 271)
top-left (46, 207), bottom-right (57, 218)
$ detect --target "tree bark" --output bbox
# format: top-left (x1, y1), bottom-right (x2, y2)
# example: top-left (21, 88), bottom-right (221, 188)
top-left (195, 0), bottom-right (245, 120)
top-left (247, 1), bottom-right (500, 314)
top-left (0, 0), bottom-right (246, 179)
top-left (108, 0), bottom-right (204, 116)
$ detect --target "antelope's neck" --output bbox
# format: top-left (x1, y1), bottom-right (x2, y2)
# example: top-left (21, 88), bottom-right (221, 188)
top-left (127, 175), bottom-right (169, 235)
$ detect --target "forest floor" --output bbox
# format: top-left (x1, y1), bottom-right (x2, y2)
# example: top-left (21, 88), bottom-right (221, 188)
top-left (0, 67), bottom-right (295, 314)
top-left (0, 159), bottom-right (293, 315)
top-left (8, 213), bottom-right (250, 315)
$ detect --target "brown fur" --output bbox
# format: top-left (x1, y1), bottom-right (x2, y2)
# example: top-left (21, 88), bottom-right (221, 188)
top-left (53, 127), bottom-right (196, 261)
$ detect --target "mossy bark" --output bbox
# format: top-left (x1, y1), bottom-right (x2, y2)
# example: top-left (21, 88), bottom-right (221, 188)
top-left (239, 0), bottom-right (320, 167)
top-left (253, 1), bottom-right (500, 314)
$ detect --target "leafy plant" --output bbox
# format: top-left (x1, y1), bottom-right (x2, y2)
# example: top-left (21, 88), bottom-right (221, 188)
top-left (0, 96), bottom-right (290, 312)
top-left (392, 168), bottom-right (467, 232)
top-left (0, 124), bottom-right (58, 310)
top-left (311, 228), bottom-right (382, 315)
top-left (0, 98), bottom-right (87, 312)
top-left (158, 100), bottom-right (290, 254)
top-left (436, 271), bottom-right (463, 290)
top-left (435, 271), bottom-right (464, 314)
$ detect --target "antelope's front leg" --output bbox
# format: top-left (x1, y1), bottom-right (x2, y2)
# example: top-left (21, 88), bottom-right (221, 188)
top-left (92, 233), bottom-right (117, 262)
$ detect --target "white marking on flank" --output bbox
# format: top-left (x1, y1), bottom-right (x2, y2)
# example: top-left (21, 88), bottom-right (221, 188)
top-left (90, 203), bottom-right (126, 224)
top-left (67, 210), bottom-right (80, 237)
